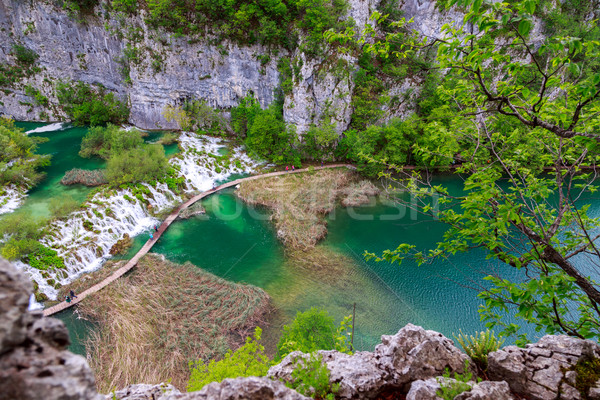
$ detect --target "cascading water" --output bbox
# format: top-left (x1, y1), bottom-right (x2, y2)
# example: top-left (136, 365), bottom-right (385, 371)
top-left (0, 184), bottom-right (27, 215)
top-left (21, 132), bottom-right (263, 300)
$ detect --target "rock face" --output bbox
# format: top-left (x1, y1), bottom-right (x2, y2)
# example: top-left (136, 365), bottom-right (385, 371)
top-left (0, 0), bottom-right (458, 134)
top-left (0, 258), bottom-right (101, 400)
top-left (488, 335), bottom-right (600, 400)
top-left (268, 324), bottom-right (473, 399)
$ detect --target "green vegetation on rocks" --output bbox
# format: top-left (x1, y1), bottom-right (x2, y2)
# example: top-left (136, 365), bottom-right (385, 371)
top-left (55, 80), bottom-right (129, 126)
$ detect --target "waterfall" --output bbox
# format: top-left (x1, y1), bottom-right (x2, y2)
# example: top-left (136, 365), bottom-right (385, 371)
top-left (25, 122), bottom-right (67, 134)
top-left (23, 133), bottom-right (262, 299)
top-left (0, 184), bottom-right (27, 215)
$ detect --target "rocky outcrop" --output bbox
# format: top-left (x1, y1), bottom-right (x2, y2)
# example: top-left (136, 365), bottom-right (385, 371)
top-left (0, 258), bottom-right (101, 400)
top-left (406, 378), bottom-right (514, 400)
top-left (268, 324), bottom-right (473, 398)
top-left (488, 335), bottom-right (600, 400)
top-left (107, 378), bottom-right (310, 400)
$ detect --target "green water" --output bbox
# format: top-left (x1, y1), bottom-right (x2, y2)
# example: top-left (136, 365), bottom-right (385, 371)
top-left (13, 122), bottom-right (179, 220)
top-left (147, 188), bottom-right (534, 352)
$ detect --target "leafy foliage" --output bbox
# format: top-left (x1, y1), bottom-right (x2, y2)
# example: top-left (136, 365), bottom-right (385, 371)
top-left (144, 0), bottom-right (350, 53)
top-left (334, 0), bottom-right (600, 342)
top-left (187, 327), bottom-right (271, 392)
top-left (286, 353), bottom-right (339, 400)
top-left (55, 80), bottom-right (130, 126)
top-left (436, 361), bottom-right (478, 400)
top-left (275, 307), bottom-right (352, 361)
top-left (12, 44), bottom-right (38, 65)
top-left (0, 117), bottom-right (50, 187)
top-left (454, 330), bottom-right (504, 371)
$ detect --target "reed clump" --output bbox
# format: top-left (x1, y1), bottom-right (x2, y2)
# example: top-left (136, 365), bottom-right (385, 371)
top-left (76, 254), bottom-right (270, 392)
top-left (60, 168), bottom-right (108, 186)
top-left (236, 169), bottom-right (379, 250)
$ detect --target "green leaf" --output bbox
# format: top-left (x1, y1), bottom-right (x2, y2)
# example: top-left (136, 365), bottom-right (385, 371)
top-left (518, 20), bottom-right (532, 37)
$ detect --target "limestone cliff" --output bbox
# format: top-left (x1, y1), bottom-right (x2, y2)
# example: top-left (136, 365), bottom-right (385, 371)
top-left (0, 0), bottom-right (456, 133)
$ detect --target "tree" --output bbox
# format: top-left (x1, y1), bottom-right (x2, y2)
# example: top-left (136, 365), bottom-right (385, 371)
top-left (331, 0), bottom-right (600, 342)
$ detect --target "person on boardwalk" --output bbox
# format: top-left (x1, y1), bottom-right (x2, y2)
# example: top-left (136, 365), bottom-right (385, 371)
top-left (65, 295), bottom-right (71, 303)
top-left (150, 233), bottom-right (154, 241)
top-left (292, 165), bottom-right (295, 171)
top-left (321, 160), bottom-right (324, 167)
top-left (69, 290), bottom-right (77, 299)
top-left (154, 225), bottom-right (158, 232)
top-left (286, 166), bottom-right (289, 172)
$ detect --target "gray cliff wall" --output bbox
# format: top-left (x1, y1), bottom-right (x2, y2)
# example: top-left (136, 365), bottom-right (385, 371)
top-left (0, 0), bottom-right (456, 133)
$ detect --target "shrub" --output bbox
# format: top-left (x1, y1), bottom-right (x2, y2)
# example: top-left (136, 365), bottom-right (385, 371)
top-left (436, 361), bottom-right (479, 400)
top-left (187, 327), bottom-right (271, 392)
top-left (12, 44), bottom-right (38, 65)
top-left (275, 307), bottom-right (352, 361)
top-left (286, 353), bottom-right (339, 400)
top-left (0, 117), bottom-right (50, 187)
top-left (454, 330), bottom-right (504, 371)
top-left (56, 80), bottom-right (129, 126)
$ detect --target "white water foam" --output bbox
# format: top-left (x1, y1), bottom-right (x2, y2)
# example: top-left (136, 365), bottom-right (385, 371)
top-left (22, 133), bottom-right (263, 299)
top-left (25, 122), bottom-right (67, 134)
top-left (0, 184), bottom-right (27, 215)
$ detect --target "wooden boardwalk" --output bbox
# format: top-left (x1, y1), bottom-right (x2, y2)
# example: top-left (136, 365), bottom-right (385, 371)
top-left (43, 164), bottom-right (355, 317)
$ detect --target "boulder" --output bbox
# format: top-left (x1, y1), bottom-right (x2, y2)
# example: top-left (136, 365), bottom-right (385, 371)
top-left (0, 257), bottom-right (33, 353)
top-left (0, 258), bottom-right (101, 400)
top-left (488, 335), bottom-right (600, 400)
top-left (407, 378), bottom-right (514, 400)
top-left (108, 378), bottom-right (309, 400)
top-left (268, 324), bottom-right (472, 399)
top-left (374, 324), bottom-right (474, 389)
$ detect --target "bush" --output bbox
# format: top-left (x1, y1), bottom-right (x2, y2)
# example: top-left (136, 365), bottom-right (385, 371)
top-left (12, 44), bottom-right (38, 65)
top-left (286, 353), bottom-right (339, 400)
top-left (106, 145), bottom-right (169, 185)
top-left (275, 307), bottom-right (352, 361)
top-left (454, 330), bottom-right (504, 371)
top-left (187, 327), bottom-right (271, 392)
top-left (56, 80), bottom-right (129, 126)
top-left (245, 105), bottom-right (300, 164)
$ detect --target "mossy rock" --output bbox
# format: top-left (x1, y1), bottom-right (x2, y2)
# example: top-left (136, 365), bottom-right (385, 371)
top-left (47, 278), bottom-right (55, 286)
top-left (574, 357), bottom-right (600, 398)
top-left (35, 292), bottom-right (49, 302)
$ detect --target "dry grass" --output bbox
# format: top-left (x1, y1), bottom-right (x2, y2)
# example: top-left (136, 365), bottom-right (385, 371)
top-left (236, 169), bottom-right (379, 250)
top-left (75, 254), bottom-right (270, 392)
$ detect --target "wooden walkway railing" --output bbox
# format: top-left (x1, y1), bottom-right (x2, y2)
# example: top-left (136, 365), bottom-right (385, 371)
top-left (43, 164), bottom-right (355, 316)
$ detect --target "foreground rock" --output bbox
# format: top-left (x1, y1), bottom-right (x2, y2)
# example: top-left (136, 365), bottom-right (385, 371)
top-left (406, 378), bottom-right (514, 400)
top-left (107, 378), bottom-right (309, 400)
top-left (0, 258), bottom-right (101, 400)
top-left (488, 335), bottom-right (600, 400)
top-left (268, 324), bottom-right (473, 399)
